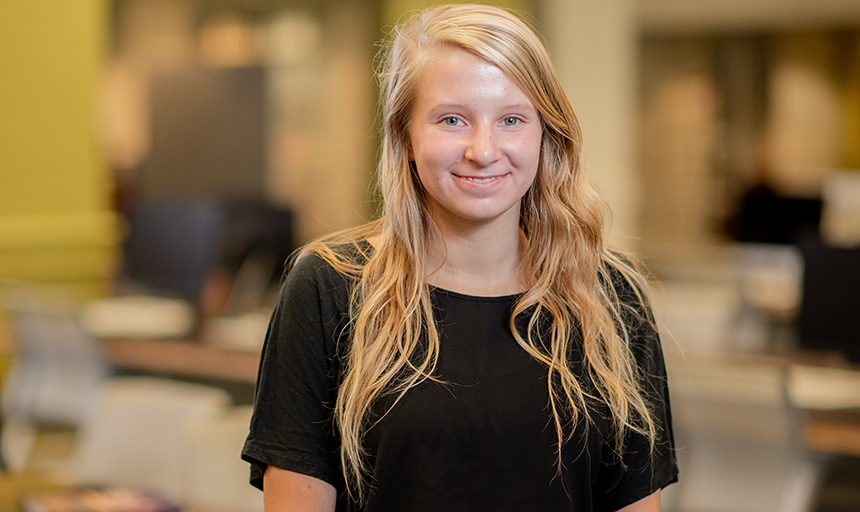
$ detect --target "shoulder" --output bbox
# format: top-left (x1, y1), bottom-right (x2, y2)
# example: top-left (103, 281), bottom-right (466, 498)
top-left (600, 251), bottom-right (662, 351)
top-left (281, 252), bottom-right (344, 300)
top-left (289, 239), bottom-right (371, 284)
top-left (277, 239), bottom-right (373, 311)
top-left (600, 251), bottom-right (651, 310)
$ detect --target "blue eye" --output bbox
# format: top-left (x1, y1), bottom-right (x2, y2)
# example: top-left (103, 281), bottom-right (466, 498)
top-left (503, 117), bottom-right (520, 126)
top-left (443, 117), bottom-right (460, 126)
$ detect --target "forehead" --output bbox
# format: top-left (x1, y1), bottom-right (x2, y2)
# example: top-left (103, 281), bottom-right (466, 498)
top-left (412, 46), bottom-right (531, 105)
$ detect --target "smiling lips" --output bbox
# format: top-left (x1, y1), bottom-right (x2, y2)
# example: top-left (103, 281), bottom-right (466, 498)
top-left (456, 173), bottom-right (507, 184)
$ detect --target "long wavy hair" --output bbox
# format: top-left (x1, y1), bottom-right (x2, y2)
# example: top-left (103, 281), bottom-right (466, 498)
top-left (303, 3), bottom-right (659, 503)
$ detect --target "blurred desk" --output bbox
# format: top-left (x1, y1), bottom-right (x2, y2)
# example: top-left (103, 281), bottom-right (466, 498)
top-left (805, 410), bottom-right (860, 458)
top-left (103, 338), bottom-right (260, 384)
top-left (791, 363), bottom-right (860, 458)
top-left (86, 298), bottom-right (268, 384)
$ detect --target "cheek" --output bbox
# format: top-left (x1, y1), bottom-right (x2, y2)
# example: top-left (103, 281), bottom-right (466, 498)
top-left (411, 149), bottom-right (435, 188)
top-left (415, 137), bottom-right (456, 171)
top-left (506, 134), bottom-right (542, 168)
top-left (526, 132), bottom-right (544, 168)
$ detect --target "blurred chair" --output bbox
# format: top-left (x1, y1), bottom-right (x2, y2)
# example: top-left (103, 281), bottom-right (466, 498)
top-left (664, 353), bottom-right (825, 512)
top-left (182, 405), bottom-right (262, 512)
top-left (71, 376), bottom-right (232, 502)
top-left (732, 243), bottom-right (803, 353)
top-left (796, 242), bottom-right (860, 363)
top-left (651, 277), bottom-right (741, 355)
top-left (0, 284), bottom-right (111, 472)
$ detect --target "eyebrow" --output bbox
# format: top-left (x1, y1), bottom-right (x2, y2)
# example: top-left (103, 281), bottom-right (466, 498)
top-left (503, 103), bottom-right (538, 113)
top-left (427, 103), bottom-right (538, 115)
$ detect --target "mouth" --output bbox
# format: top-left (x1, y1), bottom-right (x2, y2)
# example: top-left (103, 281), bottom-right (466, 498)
top-left (455, 174), bottom-right (506, 184)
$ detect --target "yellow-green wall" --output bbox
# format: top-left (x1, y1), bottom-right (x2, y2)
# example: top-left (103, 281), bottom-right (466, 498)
top-left (381, 0), bottom-right (535, 29)
top-left (0, 0), bottom-right (118, 296)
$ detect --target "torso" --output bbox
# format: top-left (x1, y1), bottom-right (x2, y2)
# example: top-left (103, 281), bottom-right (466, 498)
top-left (242, 246), bottom-right (678, 512)
top-left (360, 287), bottom-right (601, 512)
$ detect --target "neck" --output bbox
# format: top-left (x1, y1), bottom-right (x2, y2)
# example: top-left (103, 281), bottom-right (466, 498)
top-left (425, 219), bottom-right (528, 297)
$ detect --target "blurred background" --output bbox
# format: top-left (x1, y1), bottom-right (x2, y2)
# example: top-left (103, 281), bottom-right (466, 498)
top-left (1, 1), bottom-right (860, 511)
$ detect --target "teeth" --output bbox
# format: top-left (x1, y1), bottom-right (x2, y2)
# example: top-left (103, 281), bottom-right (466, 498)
top-left (463, 176), bottom-right (499, 183)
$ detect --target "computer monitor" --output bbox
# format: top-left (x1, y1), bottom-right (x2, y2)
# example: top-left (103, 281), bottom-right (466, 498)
top-left (122, 198), bottom-right (227, 303)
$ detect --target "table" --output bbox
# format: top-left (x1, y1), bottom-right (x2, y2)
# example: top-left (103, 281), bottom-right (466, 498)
top-left (789, 362), bottom-right (860, 458)
top-left (103, 337), bottom-right (260, 384)
top-left (805, 410), bottom-right (860, 458)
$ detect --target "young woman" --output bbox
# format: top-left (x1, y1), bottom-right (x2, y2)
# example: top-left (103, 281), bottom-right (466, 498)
top-left (242, 4), bottom-right (678, 511)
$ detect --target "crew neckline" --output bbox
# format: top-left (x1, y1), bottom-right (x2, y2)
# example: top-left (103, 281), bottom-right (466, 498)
top-left (355, 238), bottom-right (525, 302)
top-left (429, 285), bottom-right (523, 302)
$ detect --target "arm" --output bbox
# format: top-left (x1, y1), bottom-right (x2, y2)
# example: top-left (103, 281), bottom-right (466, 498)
top-left (264, 466), bottom-right (338, 512)
top-left (243, 254), bottom-right (351, 492)
top-left (617, 490), bottom-right (660, 512)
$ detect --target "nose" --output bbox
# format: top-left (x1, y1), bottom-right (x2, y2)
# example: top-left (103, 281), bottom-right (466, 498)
top-left (464, 124), bottom-right (501, 166)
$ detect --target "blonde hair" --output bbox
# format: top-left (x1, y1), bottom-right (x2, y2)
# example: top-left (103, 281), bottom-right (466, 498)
top-left (304, 3), bottom-right (658, 502)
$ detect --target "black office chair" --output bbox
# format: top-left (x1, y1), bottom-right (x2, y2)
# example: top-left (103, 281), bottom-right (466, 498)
top-left (796, 242), bottom-right (860, 363)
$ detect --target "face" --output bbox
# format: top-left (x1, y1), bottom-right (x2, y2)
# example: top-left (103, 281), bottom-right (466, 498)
top-left (408, 47), bottom-right (542, 232)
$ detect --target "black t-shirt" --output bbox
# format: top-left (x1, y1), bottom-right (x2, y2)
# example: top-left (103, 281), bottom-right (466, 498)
top-left (242, 249), bottom-right (678, 511)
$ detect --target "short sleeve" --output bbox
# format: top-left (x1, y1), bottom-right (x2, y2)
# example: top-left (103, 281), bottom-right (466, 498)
top-left (593, 272), bottom-right (679, 511)
top-left (241, 253), bottom-right (352, 491)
